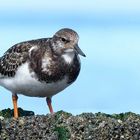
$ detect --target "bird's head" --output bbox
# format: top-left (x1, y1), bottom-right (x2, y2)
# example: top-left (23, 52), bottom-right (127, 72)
top-left (51, 28), bottom-right (86, 57)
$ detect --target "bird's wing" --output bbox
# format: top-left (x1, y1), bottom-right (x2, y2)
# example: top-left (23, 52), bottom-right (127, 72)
top-left (0, 42), bottom-right (33, 77)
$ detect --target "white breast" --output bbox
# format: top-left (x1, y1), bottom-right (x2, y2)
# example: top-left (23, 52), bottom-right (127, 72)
top-left (0, 62), bottom-right (70, 97)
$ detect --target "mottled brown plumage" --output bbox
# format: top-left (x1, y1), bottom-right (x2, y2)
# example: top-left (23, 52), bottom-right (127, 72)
top-left (0, 39), bottom-right (49, 77)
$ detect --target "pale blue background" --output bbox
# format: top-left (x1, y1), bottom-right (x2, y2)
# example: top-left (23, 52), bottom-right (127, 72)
top-left (0, 0), bottom-right (140, 115)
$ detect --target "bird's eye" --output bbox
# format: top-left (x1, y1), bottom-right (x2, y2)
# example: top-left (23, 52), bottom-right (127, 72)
top-left (61, 38), bottom-right (67, 42)
top-left (61, 38), bottom-right (69, 43)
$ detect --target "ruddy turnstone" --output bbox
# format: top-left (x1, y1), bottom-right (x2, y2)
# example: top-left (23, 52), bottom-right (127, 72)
top-left (0, 28), bottom-right (86, 118)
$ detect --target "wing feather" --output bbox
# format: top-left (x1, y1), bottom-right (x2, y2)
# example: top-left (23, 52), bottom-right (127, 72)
top-left (0, 42), bottom-right (32, 77)
top-left (0, 38), bottom-right (50, 77)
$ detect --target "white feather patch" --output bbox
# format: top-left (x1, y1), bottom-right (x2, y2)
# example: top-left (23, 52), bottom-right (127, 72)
top-left (62, 53), bottom-right (74, 64)
top-left (29, 45), bottom-right (38, 57)
top-left (41, 57), bottom-right (52, 75)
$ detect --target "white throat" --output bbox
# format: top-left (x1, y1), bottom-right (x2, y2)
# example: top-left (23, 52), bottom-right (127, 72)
top-left (62, 52), bottom-right (75, 64)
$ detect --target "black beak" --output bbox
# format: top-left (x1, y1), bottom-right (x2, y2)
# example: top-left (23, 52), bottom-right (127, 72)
top-left (75, 44), bottom-right (86, 57)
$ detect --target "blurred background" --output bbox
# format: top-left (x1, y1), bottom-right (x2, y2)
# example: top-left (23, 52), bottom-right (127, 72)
top-left (0, 0), bottom-right (140, 115)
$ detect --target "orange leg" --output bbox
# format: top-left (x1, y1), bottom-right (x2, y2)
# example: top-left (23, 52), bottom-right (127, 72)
top-left (12, 94), bottom-right (19, 118)
top-left (46, 97), bottom-right (54, 114)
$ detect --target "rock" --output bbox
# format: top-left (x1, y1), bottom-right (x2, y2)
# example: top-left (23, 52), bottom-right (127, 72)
top-left (0, 108), bottom-right (34, 118)
top-left (0, 110), bottom-right (140, 139)
top-left (0, 121), bottom-right (2, 131)
top-left (0, 116), bottom-right (4, 121)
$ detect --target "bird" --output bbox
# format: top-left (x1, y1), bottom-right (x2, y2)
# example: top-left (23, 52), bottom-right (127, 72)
top-left (0, 28), bottom-right (86, 118)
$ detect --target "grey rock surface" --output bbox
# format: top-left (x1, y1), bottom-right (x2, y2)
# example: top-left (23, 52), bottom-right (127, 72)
top-left (0, 110), bottom-right (140, 140)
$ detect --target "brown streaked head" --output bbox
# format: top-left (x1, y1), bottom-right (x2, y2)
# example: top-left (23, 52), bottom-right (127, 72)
top-left (52, 28), bottom-right (86, 57)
